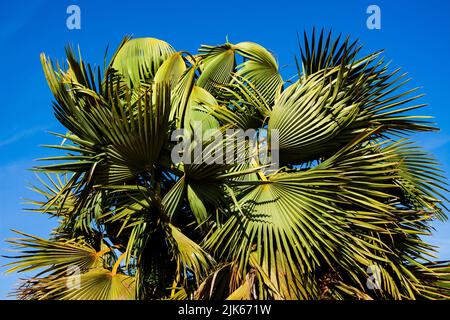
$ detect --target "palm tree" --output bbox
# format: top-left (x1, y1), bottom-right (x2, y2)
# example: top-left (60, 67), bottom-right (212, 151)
top-left (4, 30), bottom-right (450, 300)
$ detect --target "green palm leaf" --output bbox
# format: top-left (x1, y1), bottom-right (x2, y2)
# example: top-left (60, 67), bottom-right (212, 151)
top-left (111, 37), bottom-right (176, 87)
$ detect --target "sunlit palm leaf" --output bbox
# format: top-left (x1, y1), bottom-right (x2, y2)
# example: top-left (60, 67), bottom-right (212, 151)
top-left (111, 37), bottom-right (176, 87)
top-left (41, 269), bottom-right (135, 300)
top-left (4, 231), bottom-right (102, 275)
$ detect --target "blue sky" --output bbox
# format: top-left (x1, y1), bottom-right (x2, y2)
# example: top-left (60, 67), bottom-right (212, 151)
top-left (0, 0), bottom-right (449, 299)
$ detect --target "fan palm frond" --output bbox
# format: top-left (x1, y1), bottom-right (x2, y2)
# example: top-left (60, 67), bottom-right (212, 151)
top-left (5, 31), bottom-right (449, 300)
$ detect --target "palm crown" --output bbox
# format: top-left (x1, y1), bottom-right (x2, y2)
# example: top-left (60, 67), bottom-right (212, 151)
top-left (5, 30), bottom-right (450, 300)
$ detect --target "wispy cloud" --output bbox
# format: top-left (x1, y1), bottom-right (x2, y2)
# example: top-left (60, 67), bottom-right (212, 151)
top-left (0, 126), bottom-right (46, 148)
top-left (427, 238), bottom-right (450, 260)
top-left (0, 1), bottom-right (45, 42)
top-left (418, 134), bottom-right (450, 152)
